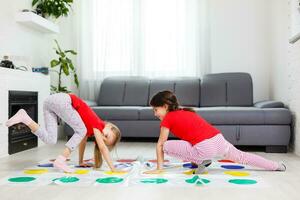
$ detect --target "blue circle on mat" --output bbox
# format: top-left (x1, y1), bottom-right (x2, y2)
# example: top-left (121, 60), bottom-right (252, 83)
top-left (221, 165), bottom-right (244, 169)
top-left (183, 163), bottom-right (198, 169)
top-left (38, 163), bottom-right (53, 167)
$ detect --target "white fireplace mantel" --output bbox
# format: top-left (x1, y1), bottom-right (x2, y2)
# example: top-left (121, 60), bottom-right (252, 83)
top-left (0, 67), bottom-right (50, 157)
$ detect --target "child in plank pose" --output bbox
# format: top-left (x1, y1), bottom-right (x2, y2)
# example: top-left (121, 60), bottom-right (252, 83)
top-left (6, 93), bottom-right (121, 173)
top-left (145, 90), bottom-right (286, 174)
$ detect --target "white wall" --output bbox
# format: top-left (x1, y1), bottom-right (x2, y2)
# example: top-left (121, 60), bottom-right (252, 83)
top-left (209, 0), bottom-right (271, 102)
top-left (270, 0), bottom-right (300, 155)
top-left (0, 0), bottom-right (77, 94)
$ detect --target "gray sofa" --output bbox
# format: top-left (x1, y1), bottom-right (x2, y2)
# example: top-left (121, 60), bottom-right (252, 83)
top-left (65, 73), bottom-right (292, 153)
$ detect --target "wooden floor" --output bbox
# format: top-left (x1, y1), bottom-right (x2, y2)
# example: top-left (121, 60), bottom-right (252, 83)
top-left (0, 141), bottom-right (299, 200)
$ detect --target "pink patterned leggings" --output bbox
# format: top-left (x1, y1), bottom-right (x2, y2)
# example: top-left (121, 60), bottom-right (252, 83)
top-left (163, 134), bottom-right (279, 170)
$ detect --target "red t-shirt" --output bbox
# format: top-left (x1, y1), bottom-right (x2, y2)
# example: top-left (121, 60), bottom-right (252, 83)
top-left (69, 94), bottom-right (105, 137)
top-left (160, 110), bottom-right (220, 145)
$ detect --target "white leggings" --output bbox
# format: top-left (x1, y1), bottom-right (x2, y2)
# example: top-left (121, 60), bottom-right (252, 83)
top-left (34, 93), bottom-right (86, 151)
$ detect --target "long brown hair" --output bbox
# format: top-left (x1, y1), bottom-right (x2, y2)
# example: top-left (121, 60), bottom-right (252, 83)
top-left (150, 90), bottom-right (195, 112)
top-left (94, 122), bottom-right (121, 169)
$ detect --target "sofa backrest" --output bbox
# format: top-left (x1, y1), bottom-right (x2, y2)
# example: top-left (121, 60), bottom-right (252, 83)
top-left (200, 73), bottom-right (253, 107)
top-left (98, 73), bottom-right (253, 107)
top-left (98, 76), bottom-right (149, 106)
top-left (98, 77), bottom-right (200, 107)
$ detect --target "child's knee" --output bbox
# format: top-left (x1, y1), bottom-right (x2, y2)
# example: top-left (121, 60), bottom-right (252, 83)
top-left (163, 141), bottom-right (175, 154)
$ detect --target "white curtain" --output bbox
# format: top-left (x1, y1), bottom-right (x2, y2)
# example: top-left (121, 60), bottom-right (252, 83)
top-left (76, 0), bottom-right (210, 100)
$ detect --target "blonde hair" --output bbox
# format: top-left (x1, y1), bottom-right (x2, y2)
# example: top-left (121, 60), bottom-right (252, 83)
top-left (94, 122), bottom-right (121, 169)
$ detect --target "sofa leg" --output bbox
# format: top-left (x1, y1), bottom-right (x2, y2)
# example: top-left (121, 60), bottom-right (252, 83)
top-left (265, 146), bottom-right (287, 153)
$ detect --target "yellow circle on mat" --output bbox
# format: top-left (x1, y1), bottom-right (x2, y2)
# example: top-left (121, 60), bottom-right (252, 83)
top-left (224, 171), bottom-right (250, 177)
top-left (183, 170), bottom-right (208, 175)
top-left (73, 169), bottom-right (90, 175)
top-left (24, 169), bottom-right (48, 175)
top-left (104, 171), bottom-right (128, 175)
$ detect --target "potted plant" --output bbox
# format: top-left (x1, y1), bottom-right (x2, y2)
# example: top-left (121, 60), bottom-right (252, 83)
top-left (32, 0), bottom-right (74, 19)
top-left (50, 39), bottom-right (79, 139)
top-left (50, 39), bottom-right (79, 93)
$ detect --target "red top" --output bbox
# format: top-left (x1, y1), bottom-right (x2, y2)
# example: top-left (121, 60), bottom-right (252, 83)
top-left (69, 94), bottom-right (105, 137)
top-left (160, 110), bottom-right (220, 145)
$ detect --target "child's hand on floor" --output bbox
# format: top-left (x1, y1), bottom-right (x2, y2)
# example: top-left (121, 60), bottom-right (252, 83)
top-left (143, 169), bottom-right (164, 174)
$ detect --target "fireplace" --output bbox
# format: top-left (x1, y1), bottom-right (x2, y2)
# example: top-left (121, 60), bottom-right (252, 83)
top-left (8, 91), bottom-right (38, 154)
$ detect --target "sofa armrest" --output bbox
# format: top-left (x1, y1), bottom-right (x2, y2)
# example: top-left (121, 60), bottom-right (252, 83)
top-left (83, 100), bottom-right (98, 107)
top-left (254, 100), bottom-right (284, 108)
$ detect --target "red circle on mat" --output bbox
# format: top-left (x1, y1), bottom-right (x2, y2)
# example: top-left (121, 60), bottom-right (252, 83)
top-left (117, 159), bottom-right (136, 163)
top-left (148, 159), bottom-right (169, 163)
top-left (218, 159), bottom-right (235, 163)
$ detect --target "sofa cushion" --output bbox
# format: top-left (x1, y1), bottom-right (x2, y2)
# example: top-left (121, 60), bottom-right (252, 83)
top-left (123, 77), bottom-right (150, 106)
top-left (139, 107), bottom-right (156, 120)
top-left (194, 107), bottom-right (291, 125)
top-left (97, 77), bottom-right (126, 106)
top-left (92, 106), bottom-right (140, 120)
top-left (200, 73), bottom-right (253, 107)
top-left (174, 78), bottom-right (200, 107)
top-left (149, 79), bottom-right (175, 103)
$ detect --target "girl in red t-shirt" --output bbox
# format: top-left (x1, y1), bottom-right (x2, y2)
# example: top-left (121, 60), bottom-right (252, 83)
top-left (6, 93), bottom-right (122, 173)
top-left (145, 90), bottom-right (286, 174)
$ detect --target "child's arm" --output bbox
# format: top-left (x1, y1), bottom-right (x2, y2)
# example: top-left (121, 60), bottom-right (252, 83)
top-left (78, 135), bottom-right (88, 165)
top-left (93, 128), bottom-right (117, 171)
top-left (156, 127), bottom-right (169, 169)
top-left (144, 127), bottom-right (169, 174)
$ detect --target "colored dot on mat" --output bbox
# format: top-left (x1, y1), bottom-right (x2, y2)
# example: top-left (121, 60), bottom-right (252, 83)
top-left (183, 163), bottom-right (198, 169)
top-left (8, 177), bottom-right (36, 183)
top-left (183, 170), bottom-right (208, 175)
top-left (24, 169), bottom-right (48, 175)
top-left (228, 179), bottom-right (257, 185)
top-left (72, 169), bottom-right (90, 175)
top-left (38, 163), bottom-right (53, 167)
top-left (96, 177), bottom-right (124, 184)
top-left (185, 175), bottom-right (199, 184)
top-left (224, 171), bottom-right (250, 177)
top-left (55, 177), bottom-right (80, 183)
top-left (117, 159), bottom-right (136, 163)
top-left (148, 159), bottom-right (169, 163)
top-left (221, 165), bottom-right (245, 170)
top-left (140, 178), bottom-right (168, 184)
top-left (104, 171), bottom-right (128, 175)
top-left (218, 159), bottom-right (235, 163)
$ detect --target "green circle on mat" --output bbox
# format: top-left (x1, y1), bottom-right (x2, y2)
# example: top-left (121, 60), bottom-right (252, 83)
top-left (140, 178), bottom-right (168, 184)
top-left (96, 177), bottom-right (124, 184)
top-left (199, 178), bottom-right (210, 184)
top-left (8, 177), bottom-right (36, 183)
top-left (58, 177), bottom-right (80, 183)
top-left (185, 176), bottom-right (210, 184)
top-left (228, 179), bottom-right (257, 185)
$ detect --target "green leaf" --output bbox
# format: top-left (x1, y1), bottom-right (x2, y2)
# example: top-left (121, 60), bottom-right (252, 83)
top-left (51, 85), bottom-right (57, 92)
top-left (32, 0), bottom-right (39, 6)
top-left (62, 63), bottom-right (69, 76)
top-left (65, 50), bottom-right (77, 55)
top-left (54, 40), bottom-right (63, 53)
top-left (59, 52), bottom-right (66, 58)
top-left (50, 59), bottom-right (60, 68)
top-left (58, 86), bottom-right (70, 93)
top-left (74, 73), bottom-right (79, 88)
top-left (69, 62), bottom-right (75, 71)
